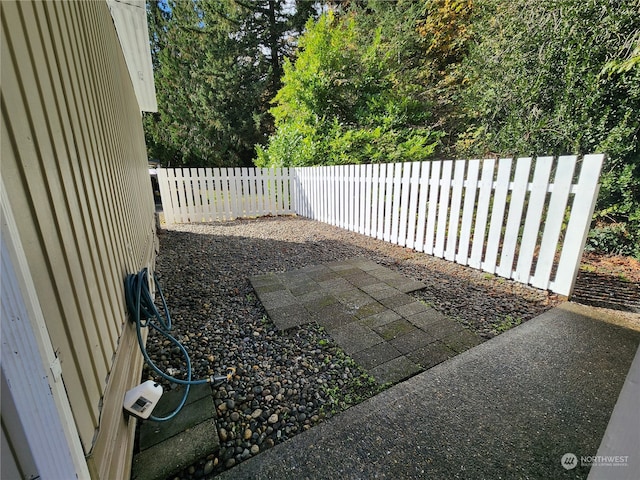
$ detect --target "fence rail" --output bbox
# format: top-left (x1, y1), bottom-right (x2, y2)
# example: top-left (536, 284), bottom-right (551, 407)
top-left (156, 154), bottom-right (604, 296)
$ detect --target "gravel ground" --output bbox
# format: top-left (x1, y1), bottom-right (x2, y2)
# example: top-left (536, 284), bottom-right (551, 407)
top-left (144, 216), bottom-right (562, 479)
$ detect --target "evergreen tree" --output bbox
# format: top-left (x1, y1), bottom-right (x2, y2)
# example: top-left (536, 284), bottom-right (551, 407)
top-left (144, 0), bottom-right (318, 167)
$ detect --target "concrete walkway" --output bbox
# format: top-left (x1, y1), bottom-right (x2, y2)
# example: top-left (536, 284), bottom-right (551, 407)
top-left (250, 258), bottom-right (483, 384)
top-left (216, 302), bottom-right (640, 480)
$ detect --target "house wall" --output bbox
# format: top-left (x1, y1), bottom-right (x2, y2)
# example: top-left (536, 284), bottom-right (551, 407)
top-left (1, 1), bottom-right (157, 477)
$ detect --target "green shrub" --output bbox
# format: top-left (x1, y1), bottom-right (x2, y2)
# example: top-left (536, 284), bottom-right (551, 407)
top-left (257, 10), bottom-right (443, 168)
top-left (585, 223), bottom-right (639, 258)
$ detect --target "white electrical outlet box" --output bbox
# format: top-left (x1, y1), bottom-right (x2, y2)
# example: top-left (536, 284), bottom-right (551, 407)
top-left (123, 380), bottom-right (163, 419)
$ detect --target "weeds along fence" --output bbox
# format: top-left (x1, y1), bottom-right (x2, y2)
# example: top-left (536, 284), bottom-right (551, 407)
top-left (156, 154), bottom-right (604, 296)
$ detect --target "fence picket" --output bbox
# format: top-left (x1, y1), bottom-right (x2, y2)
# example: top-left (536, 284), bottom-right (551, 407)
top-left (497, 158), bottom-right (531, 278)
top-left (531, 155), bottom-right (577, 290)
top-left (314, 167), bottom-right (321, 222)
top-left (213, 168), bottom-right (222, 220)
top-left (483, 158), bottom-right (513, 273)
top-left (445, 160), bottom-right (466, 261)
top-left (190, 169), bottom-right (199, 220)
top-left (381, 163), bottom-right (396, 242)
top-left (370, 164), bottom-right (380, 237)
top-left (261, 168), bottom-right (270, 215)
top-left (398, 163), bottom-right (412, 247)
top-left (232, 168), bottom-right (242, 218)
top-left (196, 168), bottom-right (205, 221)
top-left (348, 164), bottom-right (354, 230)
top-left (551, 154), bottom-right (604, 295)
top-left (457, 160), bottom-right (480, 264)
top-left (364, 164), bottom-right (373, 236)
top-left (414, 161), bottom-right (431, 252)
top-left (261, 169), bottom-right (267, 216)
top-left (157, 154), bottom-right (603, 297)
top-left (306, 167), bottom-right (312, 219)
top-left (173, 169), bottom-right (186, 223)
top-left (468, 159), bottom-right (495, 269)
top-left (335, 165), bottom-right (342, 228)
top-left (376, 164), bottom-right (386, 240)
top-left (513, 157), bottom-right (553, 283)
top-left (169, 168), bottom-right (180, 222)
top-left (309, 167), bottom-right (315, 220)
top-left (435, 160), bottom-right (453, 257)
top-left (255, 167), bottom-right (262, 215)
top-left (282, 167), bottom-right (291, 214)
top-left (156, 168), bottom-right (172, 225)
top-left (356, 165), bottom-right (364, 233)
top-left (358, 165), bottom-right (366, 234)
top-left (210, 169), bottom-right (217, 220)
top-left (405, 162), bottom-right (421, 250)
top-left (194, 168), bottom-right (203, 221)
top-left (347, 164), bottom-right (354, 231)
top-left (185, 169), bottom-right (195, 221)
top-left (296, 167), bottom-right (304, 217)
top-left (217, 169), bottom-right (225, 220)
top-left (390, 163), bottom-right (402, 243)
top-left (277, 168), bottom-right (284, 214)
top-left (424, 161), bottom-right (441, 254)
top-left (316, 168), bottom-right (324, 223)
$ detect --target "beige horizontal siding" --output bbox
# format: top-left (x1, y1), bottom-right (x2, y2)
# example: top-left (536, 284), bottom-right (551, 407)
top-left (1, 1), bottom-right (157, 478)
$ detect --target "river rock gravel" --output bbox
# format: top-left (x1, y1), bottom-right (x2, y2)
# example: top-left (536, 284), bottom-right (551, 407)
top-left (143, 216), bottom-right (561, 479)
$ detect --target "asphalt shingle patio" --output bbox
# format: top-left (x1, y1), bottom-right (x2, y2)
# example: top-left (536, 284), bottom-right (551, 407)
top-left (250, 258), bottom-right (483, 384)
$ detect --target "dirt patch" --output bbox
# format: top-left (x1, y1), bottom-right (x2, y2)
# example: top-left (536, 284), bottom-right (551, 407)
top-left (572, 252), bottom-right (640, 314)
top-left (580, 252), bottom-right (640, 282)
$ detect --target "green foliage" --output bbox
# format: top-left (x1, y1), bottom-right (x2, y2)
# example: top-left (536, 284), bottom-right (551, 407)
top-left (147, 0), bottom-right (640, 258)
top-left (585, 223), bottom-right (640, 258)
top-left (602, 32), bottom-right (640, 75)
top-left (456, 0), bottom-right (640, 257)
top-left (491, 315), bottom-right (522, 335)
top-left (144, 0), bottom-right (318, 167)
top-left (258, 7), bottom-right (443, 167)
top-left (320, 350), bottom-right (382, 415)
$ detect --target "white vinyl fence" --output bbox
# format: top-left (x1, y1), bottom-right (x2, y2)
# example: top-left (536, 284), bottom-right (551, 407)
top-left (157, 154), bottom-right (604, 296)
top-left (156, 167), bottom-right (293, 224)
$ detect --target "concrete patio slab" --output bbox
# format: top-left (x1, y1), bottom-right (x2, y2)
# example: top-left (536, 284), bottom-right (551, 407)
top-left (215, 302), bottom-right (640, 480)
